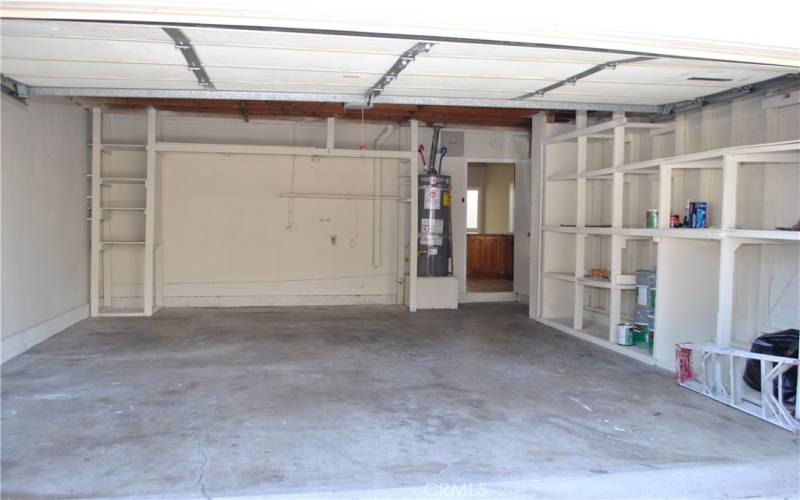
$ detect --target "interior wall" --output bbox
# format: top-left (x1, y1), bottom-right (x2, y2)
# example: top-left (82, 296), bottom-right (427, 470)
top-left (485, 163), bottom-right (515, 234)
top-left (467, 162), bottom-right (515, 235)
top-left (100, 112), bottom-right (530, 306)
top-left (1, 96), bottom-right (89, 363)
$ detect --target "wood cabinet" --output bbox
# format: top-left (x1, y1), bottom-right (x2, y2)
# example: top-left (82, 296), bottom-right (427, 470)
top-left (467, 234), bottom-right (514, 279)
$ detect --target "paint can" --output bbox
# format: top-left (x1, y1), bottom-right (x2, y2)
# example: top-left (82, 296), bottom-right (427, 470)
top-left (636, 285), bottom-right (649, 306)
top-left (617, 323), bottom-right (634, 346)
top-left (646, 209), bottom-right (659, 228)
top-left (635, 269), bottom-right (657, 287)
top-left (633, 322), bottom-right (650, 345)
top-left (632, 308), bottom-right (650, 344)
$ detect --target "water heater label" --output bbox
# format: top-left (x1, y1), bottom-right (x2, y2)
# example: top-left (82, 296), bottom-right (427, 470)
top-left (420, 218), bottom-right (444, 234)
top-left (419, 234), bottom-right (444, 246)
top-left (423, 187), bottom-right (441, 209)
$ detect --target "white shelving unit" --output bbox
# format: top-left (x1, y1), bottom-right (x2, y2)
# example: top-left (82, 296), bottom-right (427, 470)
top-left (537, 109), bottom-right (799, 369)
top-left (88, 110), bottom-right (422, 316)
top-left (89, 107), bottom-right (154, 317)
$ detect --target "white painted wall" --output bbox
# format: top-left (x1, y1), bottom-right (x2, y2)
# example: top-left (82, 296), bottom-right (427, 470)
top-left (99, 112), bottom-right (530, 307)
top-left (1, 96), bottom-right (89, 363)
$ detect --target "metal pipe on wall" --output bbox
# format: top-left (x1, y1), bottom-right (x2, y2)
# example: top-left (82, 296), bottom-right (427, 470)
top-left (372, 124), bottom-right (395, 268)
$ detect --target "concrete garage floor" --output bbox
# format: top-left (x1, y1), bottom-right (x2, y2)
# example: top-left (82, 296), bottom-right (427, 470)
top-left (2, 303), bottom-right (798, 499)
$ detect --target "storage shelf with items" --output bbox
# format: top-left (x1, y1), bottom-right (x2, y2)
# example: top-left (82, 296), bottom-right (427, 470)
top-left (537, 101), bottom-right (798, 371)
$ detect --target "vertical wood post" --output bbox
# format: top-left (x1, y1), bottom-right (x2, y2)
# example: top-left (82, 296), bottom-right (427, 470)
top-left (609, 112), bottom-right (626, 340)
top-left (574, 111), bottom-right (588, 330)
top-left (409, 120), bottom-right (419, 312)
top-left (90, 108), bottom-right (102, 316)
top-left (720, 154), bottom-right (738, 229)
top-left (143, 108), bottom-right (157, 315)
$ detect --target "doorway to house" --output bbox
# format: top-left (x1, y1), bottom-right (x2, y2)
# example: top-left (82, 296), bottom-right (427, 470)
top-left (466, 162), bottom-right (515, 293)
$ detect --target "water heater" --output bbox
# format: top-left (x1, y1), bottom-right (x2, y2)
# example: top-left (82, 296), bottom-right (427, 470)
top-left (417, 174), bottom-right (451, 277)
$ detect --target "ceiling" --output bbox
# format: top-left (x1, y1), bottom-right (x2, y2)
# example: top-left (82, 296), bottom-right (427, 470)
top-left (1, 19), bottom-right (798, 116)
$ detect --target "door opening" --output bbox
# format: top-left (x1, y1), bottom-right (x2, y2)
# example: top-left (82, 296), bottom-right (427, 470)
top-left (466, 162), bottom-right (515, 293)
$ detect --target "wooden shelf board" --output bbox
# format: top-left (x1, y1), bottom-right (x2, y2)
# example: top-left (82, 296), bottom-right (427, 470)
top-left (100, 177), bottom-right (147, 184)
top-left (548, 140), bottom-right (798, 181)
top-left (542, 118), bottom-right (628, 145)
top-left (547, 172), bottom-right (578, 181)
top-left (577, 276), bottom-right (637, 290)
top-left (582, 227), bottom-right (723, 240)
top-left (97, 307), bottom-right (146, 317)
top-left (541, 226), bottom-right (578, 234)
top-left (543, 272), bottom-right (575, 283)
top-left (726, 229), bottom-right (800, 242)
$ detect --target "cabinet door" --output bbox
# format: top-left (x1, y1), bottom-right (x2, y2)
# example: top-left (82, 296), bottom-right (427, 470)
top-left (468, 235), bottom-right (483, 275)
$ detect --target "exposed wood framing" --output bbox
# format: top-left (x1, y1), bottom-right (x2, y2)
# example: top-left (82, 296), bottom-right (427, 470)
top-left (69, 98), bottom-right (541, 129)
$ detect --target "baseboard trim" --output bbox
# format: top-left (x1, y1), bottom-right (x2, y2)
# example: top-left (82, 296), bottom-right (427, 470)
top-left (459, 291), bottom-right (517, 303)
top-left (163, 294), bottom-right (398, 307)
top-left (1, 303), bottom-right (89, 364)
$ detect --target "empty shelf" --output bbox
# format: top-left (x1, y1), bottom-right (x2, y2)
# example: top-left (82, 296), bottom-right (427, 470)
top-left (98, 144), bottom-right (146, 151)
top-left (97, 307), bottom-right (146, 317)
top-left (100, 207), bottom-right (146, 211)
top-left (577, 276), bottom-right (637, 290)
top-left (100, 177), bottom-right (147, 184)
top-left (100, 241), bottom-right (145, 245)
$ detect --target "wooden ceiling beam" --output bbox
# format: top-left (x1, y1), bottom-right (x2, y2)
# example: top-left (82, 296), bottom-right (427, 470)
top-left (82, 97), bottom-right (538, 129)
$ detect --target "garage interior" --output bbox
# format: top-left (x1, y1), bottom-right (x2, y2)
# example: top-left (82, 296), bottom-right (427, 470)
top-left (1, 4), bottom-right (799, 499)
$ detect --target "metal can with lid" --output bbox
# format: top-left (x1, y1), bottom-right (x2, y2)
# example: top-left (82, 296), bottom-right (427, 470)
top-left (617, 323), bottom-right (634, 346)
top-left (646, 209), bottom-right (659, 228)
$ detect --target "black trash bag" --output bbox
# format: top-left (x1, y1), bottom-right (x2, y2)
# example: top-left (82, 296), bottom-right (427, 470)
top-left (743, 329), bottom-right (798, 404)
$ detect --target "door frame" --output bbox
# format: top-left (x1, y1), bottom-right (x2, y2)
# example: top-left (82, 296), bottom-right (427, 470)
top-left (459, 157), bottom-right (523, 303)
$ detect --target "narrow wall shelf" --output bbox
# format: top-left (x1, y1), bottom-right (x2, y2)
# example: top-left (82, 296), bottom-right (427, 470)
top-left (99, 177), bottom-right (147, 184)
top-left (543, 272), bottom-right (575, 283)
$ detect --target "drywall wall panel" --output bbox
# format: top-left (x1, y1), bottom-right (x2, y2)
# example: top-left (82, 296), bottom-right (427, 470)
top-left (158, 153), bottom-right (401, 305)
top-left (466, 162), bottom-right (515, 234)
top-left (1, 96), bottom-right (88, 362)
top-left (100, 113), bottom-right (528, 305)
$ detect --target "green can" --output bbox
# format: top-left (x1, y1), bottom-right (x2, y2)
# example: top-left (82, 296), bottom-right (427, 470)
top-left (646, 209), bottom-right (659, 228)
top-left (633, 322), bottom-right (649, 345)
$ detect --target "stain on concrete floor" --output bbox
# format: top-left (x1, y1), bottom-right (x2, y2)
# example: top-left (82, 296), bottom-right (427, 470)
top-left (1, 303), bottom-right (797, 498)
